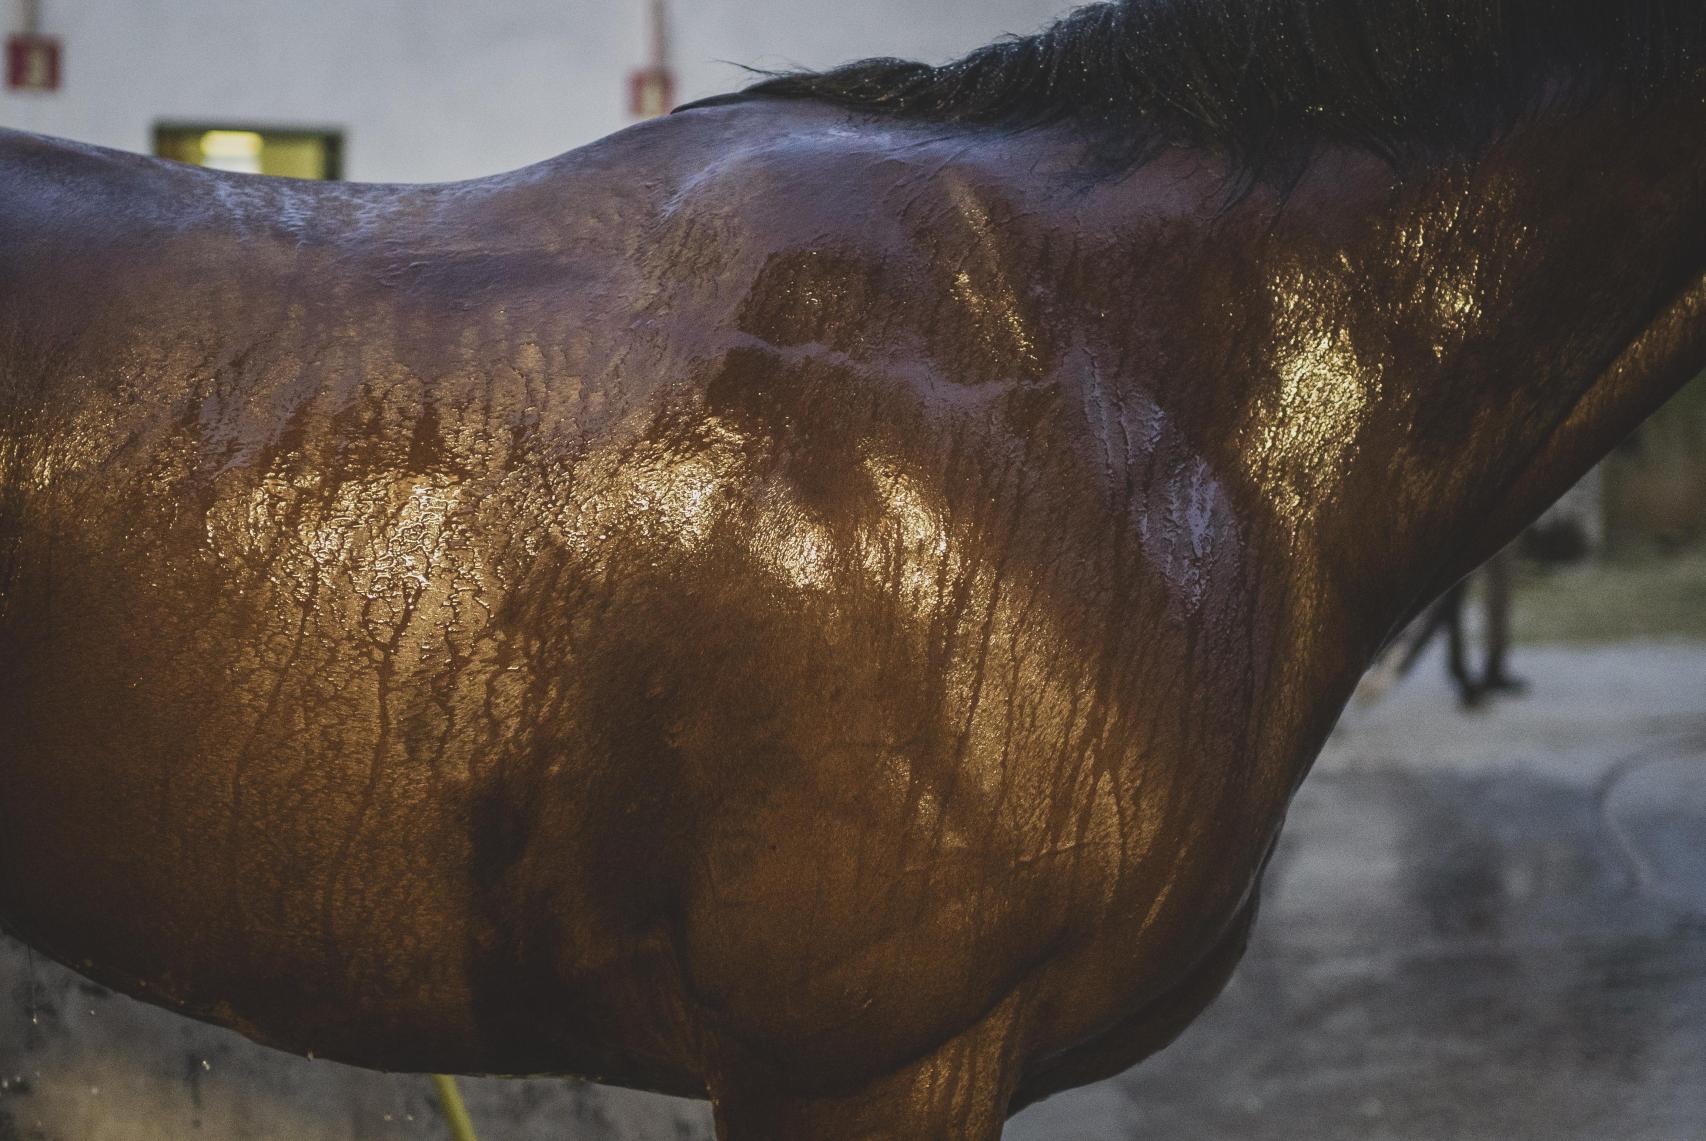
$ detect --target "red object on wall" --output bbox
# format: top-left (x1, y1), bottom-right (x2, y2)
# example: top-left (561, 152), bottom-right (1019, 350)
top-left (629, 66), bottom-right (675, 119)
top-left (7, 35), bottom-right (60, 92)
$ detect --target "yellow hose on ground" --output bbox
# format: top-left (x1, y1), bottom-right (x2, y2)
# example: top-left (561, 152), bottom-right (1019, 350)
top-left (431, 1074), bottom-right (479, 1141)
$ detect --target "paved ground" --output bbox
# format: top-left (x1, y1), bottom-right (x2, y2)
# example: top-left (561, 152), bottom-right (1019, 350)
top-left (3, 641), bottom-right (1704, 1140)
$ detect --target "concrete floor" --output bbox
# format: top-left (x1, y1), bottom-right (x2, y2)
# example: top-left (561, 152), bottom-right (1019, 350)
top-left (3, 641), bottom-right (1704, 1140)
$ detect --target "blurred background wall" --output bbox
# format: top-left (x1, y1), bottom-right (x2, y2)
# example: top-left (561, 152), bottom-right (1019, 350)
top-left (0, 0), bottom-right (1072, 182)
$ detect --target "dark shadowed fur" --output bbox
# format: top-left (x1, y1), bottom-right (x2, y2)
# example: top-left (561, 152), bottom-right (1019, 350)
top-left (680, 0), bottom-right (1706, 183)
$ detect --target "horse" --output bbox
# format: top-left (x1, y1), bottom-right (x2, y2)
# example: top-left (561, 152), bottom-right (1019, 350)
top-left (3, 0), bottom-right (1705, 1136)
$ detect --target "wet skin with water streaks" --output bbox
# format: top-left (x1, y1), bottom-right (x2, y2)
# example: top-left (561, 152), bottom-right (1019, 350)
top-left (2, 94), bottom-right (1706, 1137)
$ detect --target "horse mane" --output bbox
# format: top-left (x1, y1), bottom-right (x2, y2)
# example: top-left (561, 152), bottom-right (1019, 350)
top-left (679, 0), bottom-right (1706, 183)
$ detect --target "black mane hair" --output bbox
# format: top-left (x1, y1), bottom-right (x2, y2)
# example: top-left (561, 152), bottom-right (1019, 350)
top-left (680, 0), bottom-right (1706, 182)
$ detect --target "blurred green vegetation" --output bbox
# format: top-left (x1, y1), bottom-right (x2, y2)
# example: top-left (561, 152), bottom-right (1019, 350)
top-left (1509, 368), bottom-right (1706, 645)
top-left (1605, 370), bottom-right (1706, 549)
top-left (1513, 546), bottom-right (1706, 644)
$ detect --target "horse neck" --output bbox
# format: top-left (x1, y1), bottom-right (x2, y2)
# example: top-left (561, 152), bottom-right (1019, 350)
top-left (1196, 91), bottom-right (1706, 663)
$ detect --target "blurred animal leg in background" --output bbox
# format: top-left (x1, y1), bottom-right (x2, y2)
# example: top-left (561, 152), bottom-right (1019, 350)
top-left (1476, 546), bottom-right (1528, 699)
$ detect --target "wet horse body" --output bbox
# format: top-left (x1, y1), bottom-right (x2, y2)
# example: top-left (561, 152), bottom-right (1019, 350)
top-left (0, 110), bottom-right (1308, 1103)
top-left (3, 50), bottom-right (1706, 1141)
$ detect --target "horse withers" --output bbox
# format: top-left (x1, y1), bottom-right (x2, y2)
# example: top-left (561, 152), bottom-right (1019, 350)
top-left (4, 1), bottom-right (1706, 1136)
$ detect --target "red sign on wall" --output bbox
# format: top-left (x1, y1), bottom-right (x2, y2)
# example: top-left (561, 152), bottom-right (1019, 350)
top-left (629, 66), bottom-right (675, 119)
top-left (7, 35), bottom-right (61, 92)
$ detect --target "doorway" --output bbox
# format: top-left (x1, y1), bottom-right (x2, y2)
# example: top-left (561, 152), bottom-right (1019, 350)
top-left (154, 124), bottom-right (343, 180)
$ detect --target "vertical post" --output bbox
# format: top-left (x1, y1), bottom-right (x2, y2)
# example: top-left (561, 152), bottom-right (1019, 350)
top-left (650, 0), bottom-right (667, 73)
top-left (628, 0), bottom-right (676, 118)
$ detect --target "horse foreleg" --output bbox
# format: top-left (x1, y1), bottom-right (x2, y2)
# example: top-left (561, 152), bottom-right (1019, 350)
top-left (707, 994), bottom-right (1024, 1141)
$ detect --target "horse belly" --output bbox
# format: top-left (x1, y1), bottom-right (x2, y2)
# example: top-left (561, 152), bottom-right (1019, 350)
top-left (0, 478), bottom-right (663, 1078)
top-left (0, 561), bottom-right (459, 1053)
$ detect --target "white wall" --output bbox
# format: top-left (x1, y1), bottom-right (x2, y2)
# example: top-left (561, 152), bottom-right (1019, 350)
top-left (0, 0), bottom-right (1076, 183)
